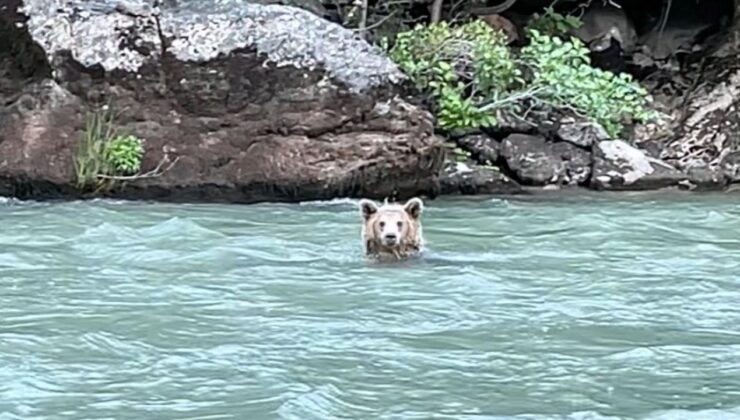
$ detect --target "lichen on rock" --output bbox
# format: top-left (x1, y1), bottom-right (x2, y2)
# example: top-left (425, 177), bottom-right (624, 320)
top-left (161, 1), bottom-right (404, 93)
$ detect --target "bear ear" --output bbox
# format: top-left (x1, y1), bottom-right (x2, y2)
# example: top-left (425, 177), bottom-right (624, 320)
top-left (359, 199), bottom-right (378, 220)
top-left (403, 197), bottom-right (423, 219)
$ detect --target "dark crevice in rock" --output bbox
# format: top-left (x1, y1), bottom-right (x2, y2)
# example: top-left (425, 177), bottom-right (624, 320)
top-left (494, 156), bottom-right (525, 187)
top-left (490, 148), bottom-right (528, 187)
top-left (446, 133), bottom-right (525, 193)
top-left (153, 12), bottom-right (167, 56)
top-left (631, 0), bottom-right (734, 57)
top-left (0, 176), bottom-right (79, 200)
top-left (0, 1), bottom-right (52, 102)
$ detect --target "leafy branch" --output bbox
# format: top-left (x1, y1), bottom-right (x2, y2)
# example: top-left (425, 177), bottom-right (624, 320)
top-left (384, 15), bottom-right (655, 137)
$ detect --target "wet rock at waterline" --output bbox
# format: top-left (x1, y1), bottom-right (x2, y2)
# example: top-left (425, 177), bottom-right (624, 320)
top-left (591, 140), bottom-right (686, 190)
top-left (0, 80), bottom-right (83, 197)
top-left (499, 134), bottom-right (591, 186)
top-left (0, 0), bottom-right (444, 202)
top-left (439, 160), bottom-right (522, 196)
top-left (687, 167), bottom-right (728, 191)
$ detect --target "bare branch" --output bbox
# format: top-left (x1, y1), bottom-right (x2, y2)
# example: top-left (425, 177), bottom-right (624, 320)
top-left (96, 155), bottom-right (180, 181)
top-left (352, 10), bottom-right (397, 33)
top-left (478, 87), bottom-right (547, 112)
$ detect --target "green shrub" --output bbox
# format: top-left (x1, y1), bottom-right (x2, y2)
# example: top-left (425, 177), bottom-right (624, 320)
top-left (526, 7), bottom-right (582, 36)
top-left (388, 20), bottom-right (520, 129)
top-left (521, 30), bottom-right (653, 137)
top-left (75, 109), bottom-right (145, 191)
top-left (105, 135), bottom-right (144, 175)
top-left (385, 18), bottom-right (654, 138)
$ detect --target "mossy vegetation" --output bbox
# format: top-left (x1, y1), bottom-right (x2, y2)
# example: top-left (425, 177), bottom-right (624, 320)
top-left (384, 9), bottom-right (656, 138)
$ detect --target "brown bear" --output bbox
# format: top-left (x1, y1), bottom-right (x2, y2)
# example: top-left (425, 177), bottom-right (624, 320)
top-left (358, 197), bottom-right (425, 260)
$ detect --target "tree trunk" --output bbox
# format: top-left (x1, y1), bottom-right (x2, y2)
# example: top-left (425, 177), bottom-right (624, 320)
top-left (430, 0), bottom-right (444, 24)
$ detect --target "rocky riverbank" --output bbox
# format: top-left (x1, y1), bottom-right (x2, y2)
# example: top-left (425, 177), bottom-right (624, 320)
top-left (430, 0), bottom-right (740, 197)
top-left (2, 0), bottom-right (740, 204)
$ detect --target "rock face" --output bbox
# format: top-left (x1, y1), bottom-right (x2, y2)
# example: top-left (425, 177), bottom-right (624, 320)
top-left (0, 0), bottom-right (445, 203)
top-left (633, 2), bottom-right (740, 191)
top-left (661, 66), bottom-right (740, 182)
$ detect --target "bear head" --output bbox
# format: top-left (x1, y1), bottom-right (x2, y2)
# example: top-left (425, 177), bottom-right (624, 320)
top-left (358, 197), bottom-right (424, 259)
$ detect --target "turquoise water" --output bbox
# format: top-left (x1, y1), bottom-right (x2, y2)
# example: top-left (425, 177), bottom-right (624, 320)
top-left (2, 193), bottom-right (740, 419)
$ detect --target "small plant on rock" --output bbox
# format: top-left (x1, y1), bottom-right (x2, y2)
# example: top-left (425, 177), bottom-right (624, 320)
top-left (105, 135), bottom-right (144, 175)
top-left (74, 108), bottom-right (154, 193)
top-left (75, 109), bottom-right (116, 190)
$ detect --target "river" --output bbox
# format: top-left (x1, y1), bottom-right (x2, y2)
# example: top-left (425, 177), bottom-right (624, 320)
top-left (2, 192), bottom-right (740, 419)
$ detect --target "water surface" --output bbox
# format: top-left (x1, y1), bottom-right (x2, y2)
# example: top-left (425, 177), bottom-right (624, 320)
top-left (2, 192), bottom-right (740, 419)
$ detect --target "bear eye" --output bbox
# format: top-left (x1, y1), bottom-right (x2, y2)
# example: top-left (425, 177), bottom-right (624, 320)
top-left (397, 221), bottom-right (403, 228)
top-left (379, 221), bottom-right (385, 228)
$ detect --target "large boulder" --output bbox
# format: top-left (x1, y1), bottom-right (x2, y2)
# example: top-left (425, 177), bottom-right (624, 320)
top-left (556, 117), bottom-right (611, 148)
top-left (499, 134), bottom-right (591, 186)
top-left (455, 133), bottom-right (500, 165)
top-left (591, 140), bottom-right (686, 190)
top-left (439, 160), bottom-right (522, 195)
top-left (0, 0), bottom-right (445, 203)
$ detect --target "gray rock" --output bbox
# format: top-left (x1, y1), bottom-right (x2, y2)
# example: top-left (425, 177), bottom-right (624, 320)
top-left (720, 151), bottom-right (740, 183)
top-left (499, 134), bottom-right (591, 186)
top-left (684, 167), bottom-right (727, 191)
top-left (439, 160), bottom-right (522, 195)
top-left (20, 0), bottom-right (404, 92)
top-left (661, 71), bottom-right (740, 173)
top-left (456, 134), bottom-right (499, 164)
top-left (551, 141), bottom-right (592, 185)
top-left (591, 140), bottom-right (684, 190)
top-left (556, 117), bottom-right (610, 148)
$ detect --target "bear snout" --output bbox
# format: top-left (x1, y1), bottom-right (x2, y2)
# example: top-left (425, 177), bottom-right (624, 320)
top-left (382, 233), bottom-right (399, 246)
